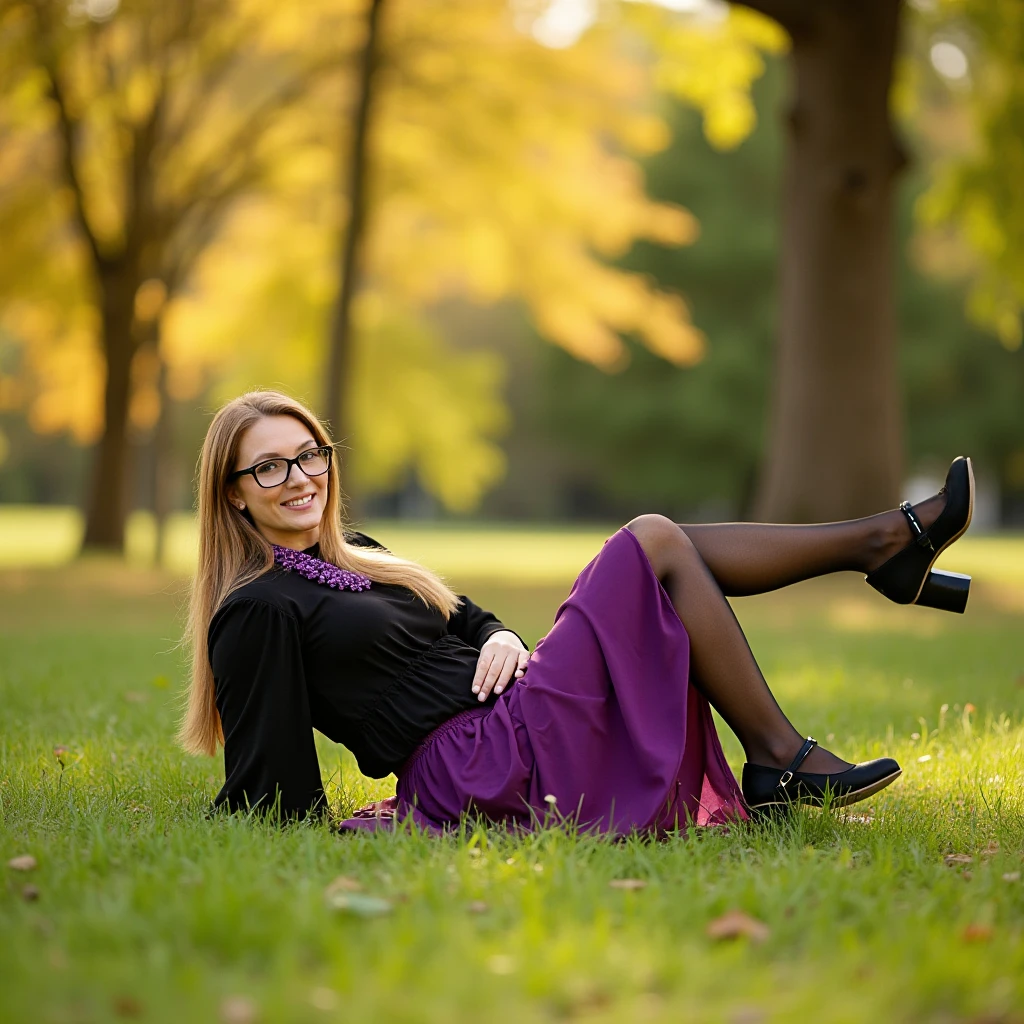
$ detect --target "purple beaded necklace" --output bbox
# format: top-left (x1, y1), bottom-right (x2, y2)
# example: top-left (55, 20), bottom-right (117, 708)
top-left (272, 545), bottom-right (372, 592)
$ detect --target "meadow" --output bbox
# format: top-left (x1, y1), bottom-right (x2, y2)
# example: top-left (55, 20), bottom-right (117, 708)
top-left (1, 513), bottom-right (1023, 1023)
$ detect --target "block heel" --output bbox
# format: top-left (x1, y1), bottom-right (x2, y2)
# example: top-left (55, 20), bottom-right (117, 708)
top-left (917, 569), bottom-right (971, 614)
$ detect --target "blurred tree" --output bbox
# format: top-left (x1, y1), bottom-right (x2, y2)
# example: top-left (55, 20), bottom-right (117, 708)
top-left (324, 0), bottom-right (382, 457)
top-left (639, 0), bottom-right (1023, 522)
top-left (2, 0), bottom-right (774, 535)
top-left (0, 0), bottom-right (347, 550)
top-left (174, 0), bottom-right (785, 511)
top-left (315, 0), bottom-right (725, 477)
top-left (538, 67), bottom-right (782, 521)
top-left (702, 0), bottom-right (909, 522)
top-left (911, 0), bottom-right (1024, 354)
top-left (523, 60), bottom-right (1024, 525)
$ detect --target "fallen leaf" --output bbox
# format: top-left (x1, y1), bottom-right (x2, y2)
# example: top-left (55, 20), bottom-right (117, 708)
top-left (980, 841), bottom-right (999, 858)
top-left (113, 995), bottom-right (143, 1017)
top-left (944, 854), bottom-right (973, 866)
top-left (1002, 872), bottom-right (1020, 883)
top-left (961, 923), bottom-right (992, 943)
top-left (21, 884), bottom-right (39, 901)
top-left (964, 703), bottom-right (976, 714)
top-left (324, 875), bottom-right (362, 896)
top-left (608, 878), bottom-right (647, 891)
top-left (466, 900), bottom-right (489, 914)
top-left (7, 855), bottom-right (37, 871)
top-left (220, 995), bottom-right (258, 1024)
top-left (706, 910), bottom-right (770, 943)
top-left (325, 892), bottom-right (392, 916)
top-left (962, 870), bottom-right (973, 881)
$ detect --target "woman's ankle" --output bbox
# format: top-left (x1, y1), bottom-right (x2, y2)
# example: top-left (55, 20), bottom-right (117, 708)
top-left (745, 735), bottom-right (853, 774)
top-left (744, 733), bottom-right (803, 770)
top-left (864, 491), bottom-right (949, 575)
top-left (863, 512), bottom-right (907, 574)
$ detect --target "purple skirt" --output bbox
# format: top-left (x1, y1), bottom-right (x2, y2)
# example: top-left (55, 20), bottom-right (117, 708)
top-left (340, 527), bottom-right (747, 836)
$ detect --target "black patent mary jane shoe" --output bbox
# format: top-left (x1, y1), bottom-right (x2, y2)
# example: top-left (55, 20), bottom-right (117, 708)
top-left (865, 456), bottom-right (974, 614)
top-left (742, 738), bottom-right (902, 819)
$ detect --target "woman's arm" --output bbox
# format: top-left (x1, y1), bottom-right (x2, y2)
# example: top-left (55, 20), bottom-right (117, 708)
top-left (448, 595), bottom-right (528, 651)
top-left (209, 599), bottom-right (325, 820)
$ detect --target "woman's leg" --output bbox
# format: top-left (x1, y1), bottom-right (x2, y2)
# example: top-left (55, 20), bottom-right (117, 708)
top-left (627, 514), bottom-right (850, 774)
top-left (677, 491), bottom-right (948, 597)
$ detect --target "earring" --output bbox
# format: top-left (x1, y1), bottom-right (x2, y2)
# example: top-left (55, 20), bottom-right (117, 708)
top-left (236, 502), bottom-right (246, 510)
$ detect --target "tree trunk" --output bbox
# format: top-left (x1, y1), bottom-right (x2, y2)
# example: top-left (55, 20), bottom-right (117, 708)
top-left (153, 345), bottom-right (174, 568)
top-left (324, 0), bottom-right (384, 449)
top-left (81, 268), bottom-right (138, 551)
top-left (753, 0), bottom-right (907, 522)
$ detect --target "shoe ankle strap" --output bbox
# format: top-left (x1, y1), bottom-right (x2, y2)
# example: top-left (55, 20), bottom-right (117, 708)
top-left (779, 736), bottom-right (818, 788)
top-left (899, 501), bottom-right (935, 552)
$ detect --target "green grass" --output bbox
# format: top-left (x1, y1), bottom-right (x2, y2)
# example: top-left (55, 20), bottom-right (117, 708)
top-left (2, 520), bottom-right (1024, 1023)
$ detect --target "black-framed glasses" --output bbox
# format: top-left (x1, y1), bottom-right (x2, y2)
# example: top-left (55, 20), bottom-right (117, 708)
top-left (228, 445), bottom-right (333, 489)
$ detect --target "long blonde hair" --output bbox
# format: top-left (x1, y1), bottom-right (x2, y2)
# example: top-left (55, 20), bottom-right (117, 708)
top-left (179, 389), bottom-right (460, 757)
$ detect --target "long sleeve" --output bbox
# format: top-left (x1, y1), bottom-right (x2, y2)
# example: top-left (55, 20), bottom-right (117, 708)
top-left (447, 594), bottom-right (527, 651)
top-left (209, 598), bottom-right (325, 819)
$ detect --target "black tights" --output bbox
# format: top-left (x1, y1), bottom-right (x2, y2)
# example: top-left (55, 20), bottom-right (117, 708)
top-left (626, 492), bottom-right (945, 773)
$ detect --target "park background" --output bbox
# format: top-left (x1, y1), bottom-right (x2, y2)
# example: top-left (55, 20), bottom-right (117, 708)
top-left (1, 1), bottom-right (1023, 1022)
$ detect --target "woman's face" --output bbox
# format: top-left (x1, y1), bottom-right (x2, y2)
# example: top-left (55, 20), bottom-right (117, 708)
top-left (228, 414), bottom-right (330, 550)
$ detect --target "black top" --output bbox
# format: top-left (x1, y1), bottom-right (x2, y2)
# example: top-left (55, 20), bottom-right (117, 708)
top-left (209, 532), bottom-right (520, 818)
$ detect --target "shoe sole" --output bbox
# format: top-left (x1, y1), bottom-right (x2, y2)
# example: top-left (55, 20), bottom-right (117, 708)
top-left (746, 768), bottom-right (903, 817)
top-left (909, 457), bottom-right (974, 606)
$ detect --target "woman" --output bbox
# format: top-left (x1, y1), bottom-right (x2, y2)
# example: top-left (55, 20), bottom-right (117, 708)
top-left (180, 390), bottom-right (974, 833)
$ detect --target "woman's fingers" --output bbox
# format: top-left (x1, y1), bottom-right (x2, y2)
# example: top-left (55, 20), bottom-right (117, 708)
top-left (471, 648), bottom-right (496, 696)
top-left (475, 649), bottom-right (517, 701)
top-left (477, 651), bottom-right (515, 701)
top-left (473, 644), bottom-right (532, 701)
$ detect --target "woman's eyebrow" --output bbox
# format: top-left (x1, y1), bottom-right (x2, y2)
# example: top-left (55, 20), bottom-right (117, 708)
top-left (249, 440), bottom-right (318, 462)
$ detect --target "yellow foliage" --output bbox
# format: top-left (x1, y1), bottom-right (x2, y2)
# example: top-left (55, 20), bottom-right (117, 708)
top-left (628, 3), bottom-right (788, 151)
top-left (908, 0), bottom-right (1024, 348)
top-left (0, 0), bottom-right (785, 509)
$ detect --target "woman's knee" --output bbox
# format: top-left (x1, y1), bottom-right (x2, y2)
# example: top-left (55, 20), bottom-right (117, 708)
top-left (626, 514), bottom-right (695, 572)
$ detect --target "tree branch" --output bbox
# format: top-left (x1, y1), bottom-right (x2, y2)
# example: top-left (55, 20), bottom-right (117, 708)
top-left (35, 42), bottom-right (110, 270)
top-left (161, 64), bottom-right (330, 222)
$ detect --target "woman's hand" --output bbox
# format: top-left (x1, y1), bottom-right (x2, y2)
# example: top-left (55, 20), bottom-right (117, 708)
top-left (472, 631), bottom-right (529, 702)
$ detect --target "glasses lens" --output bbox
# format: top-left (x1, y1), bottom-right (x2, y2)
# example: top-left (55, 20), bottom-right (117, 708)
top-left (253, 460), bottom-right (289, 487)
top-left (296, 447), bottom-right (331, 476)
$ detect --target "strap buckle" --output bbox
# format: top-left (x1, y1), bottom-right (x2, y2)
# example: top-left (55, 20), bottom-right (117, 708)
top-left (776, 737), bottom-right (817, 794)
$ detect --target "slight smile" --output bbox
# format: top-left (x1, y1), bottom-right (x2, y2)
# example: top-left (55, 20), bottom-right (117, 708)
top-left (282, 494), bottom-right (315, 508)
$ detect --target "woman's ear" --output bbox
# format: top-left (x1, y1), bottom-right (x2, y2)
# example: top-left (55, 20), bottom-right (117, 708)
top-left (226, 485), bottom-right (245, 511)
